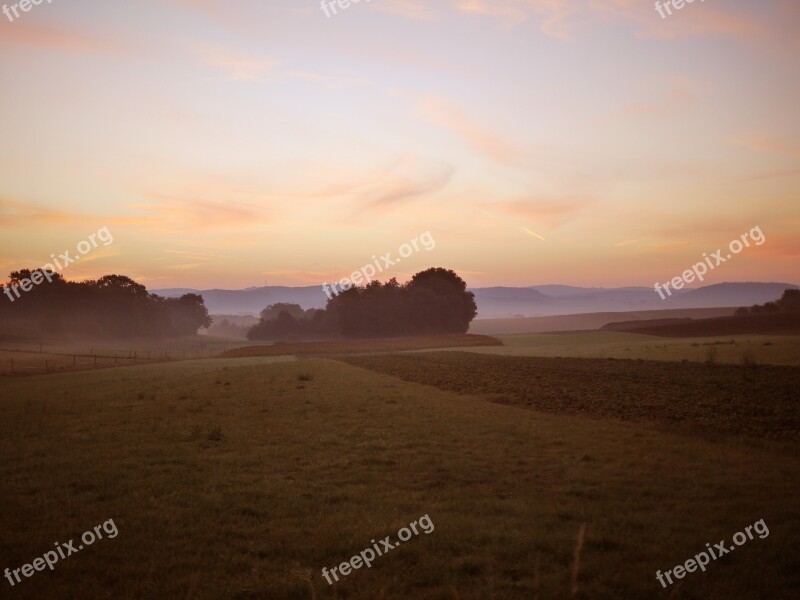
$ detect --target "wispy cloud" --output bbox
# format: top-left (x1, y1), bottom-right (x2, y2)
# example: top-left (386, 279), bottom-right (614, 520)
top-left (0, 199), bottom-right (147, 229)
top-left (373, 0), bottom-right (440, 21)
top-left (487, 197), bottom-right (591, 228)
top-left (193, 44), bottom-right (279, 81)
top-left (613, 239), bottom-right (644, 247)
top-left (0, 22), bottom-right (121, 52)
top-left (418, 96), bottom-right (520, 164)
top-left (522, 226), bottom-right (546, 240)
top-left (135, 192), bottom-right (271, 229)
top-left (731, 134), bottom-right (800, 159)
top-left (347, 159), bottom-right (455, 213)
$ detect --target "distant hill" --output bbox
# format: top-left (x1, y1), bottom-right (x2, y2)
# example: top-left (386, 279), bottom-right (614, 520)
top-left (153, 281), bottom-right (798, 319)
top-left (153, 286), bottom-right (328, 315)
top-left (468, 308), bottom-right (737, 336)
top-left (668, 282), bottom-right (797, 309)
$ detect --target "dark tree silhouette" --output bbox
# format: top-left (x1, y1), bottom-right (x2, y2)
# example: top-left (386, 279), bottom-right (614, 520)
top-left (248, 268), bottom-right (477, 340)
top-left (736, 289), bottom-right (800, 316)
top-left (259, 303), bottom-right (306, 321)
top-left (1, 271), bottom-right (211, 339)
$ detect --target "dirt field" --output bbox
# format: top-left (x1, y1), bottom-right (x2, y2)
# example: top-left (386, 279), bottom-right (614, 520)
top-left (343, 352), bottom-right (800, 444)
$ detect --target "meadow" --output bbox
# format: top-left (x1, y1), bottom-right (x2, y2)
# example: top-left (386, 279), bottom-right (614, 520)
top-left (461, 332), bottom-right (800, 366)
top-left (1, 338), bottom-right (798, 598)
top-left (0, 335), bottom-right (261, 376)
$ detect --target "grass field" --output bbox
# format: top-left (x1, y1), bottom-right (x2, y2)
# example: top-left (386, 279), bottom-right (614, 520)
top-left (219, 334), bottom-right (501, 358)
top-left (1, 354), bottom-right (798, 598)
top-left (0, 335), bottom-right (264, 377)
top-left (455, 332), bottom-right (800, 366)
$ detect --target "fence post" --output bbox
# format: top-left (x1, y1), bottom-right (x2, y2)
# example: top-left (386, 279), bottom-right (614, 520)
top-left (73, 355), bottom-right (76, 368)
top-left (94, 354), bottom-right (97, 366)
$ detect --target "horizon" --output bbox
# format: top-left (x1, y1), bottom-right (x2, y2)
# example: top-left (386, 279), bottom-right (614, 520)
top-left (146, 279), bottom-right (799, 293)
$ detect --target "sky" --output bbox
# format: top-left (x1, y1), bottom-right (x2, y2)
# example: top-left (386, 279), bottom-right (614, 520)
top-left (0, 0), bottom-right (798, 290)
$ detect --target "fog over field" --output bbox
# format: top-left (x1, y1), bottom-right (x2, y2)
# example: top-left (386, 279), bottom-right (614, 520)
top-left (1, 1), bottom-right (799, 599)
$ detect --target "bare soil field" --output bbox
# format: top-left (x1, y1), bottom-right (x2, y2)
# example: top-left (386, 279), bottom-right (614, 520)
top-left (342, 352), bottom-right (800, 444)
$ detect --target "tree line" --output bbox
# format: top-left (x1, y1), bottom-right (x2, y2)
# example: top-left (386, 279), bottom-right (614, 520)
top-left (0, 270), bottom-right (211, 339)
top-left (1, 267), bottom-right (477, 341)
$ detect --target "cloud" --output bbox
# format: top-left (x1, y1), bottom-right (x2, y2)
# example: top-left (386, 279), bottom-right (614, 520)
top-left (738, 167), bottom-right (800, 183)
top-left (373, 0), bottom-right (440, 21)
top-left (135, 192), bottom-right (271, 229)
top-left (486, 197), bottom-right (590, 228)
top-left (450, 0), bottom-right (769, 43)
top-left (623, 85), bottom-right (699, 118)
top-left (193, 44), bottom-right (279, 81)
top-left (351, 160), bottom-right (455, 212)
top-left (418, 96), bottom-right (520, 164)
top-left (648, 240), bottom-right (691, 252)
top-left (521, 227), bottom-right (546, 240)
top-left (287, 71), bottom-right (369, 89)
top-left (731, 135), bottom-right (800, 159)
top-left (0, 199), bottom-right (148, 229)
top-left (0, 22), bottom-right (121, 52)
top-left (750, 235), bottom-right (800, 258)
top-left (613, 239), bottom-right (644, 247)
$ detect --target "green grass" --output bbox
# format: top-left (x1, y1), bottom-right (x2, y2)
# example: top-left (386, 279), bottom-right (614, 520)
top-left (450, 332), bottom-right (800, 366)
top-left (0, 335), bottom-right (267, 376)
top-left (1, 356), bottom-right (798, 598)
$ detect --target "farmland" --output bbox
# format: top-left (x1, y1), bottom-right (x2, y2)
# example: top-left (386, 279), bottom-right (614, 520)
top-left (343, 352), bottom-right (800, 444)
top-left (219, 334), bottom-right (501, 358)
top-left (1, 350), bottom-right (799, 598)
top-left (461, 332), bottom-right (800, 366)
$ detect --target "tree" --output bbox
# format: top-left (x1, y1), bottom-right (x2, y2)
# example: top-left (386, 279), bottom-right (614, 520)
top-left (406, 268), bottom-right (478, 334)
top-left (259, 303), bottom-right (307, 321)
top-left (743, 289), bottom-right (798, 316)
top-left (1, 271), bottom-right (212, 339)
top-left (166, 293), bottom-right (212, 335)
top-left (778, 289), bottom-right (800, 312)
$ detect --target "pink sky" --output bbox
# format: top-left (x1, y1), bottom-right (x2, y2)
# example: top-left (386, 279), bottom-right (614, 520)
top-left (0, 0), bottom-right (798, 289)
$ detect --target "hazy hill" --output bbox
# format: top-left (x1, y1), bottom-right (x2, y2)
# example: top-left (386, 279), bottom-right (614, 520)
top-left (153, 281), bottom-right (797, 319)
top-left (154, 286), bottom-right (328, 315)
top-left (669, 282), bottom-right (797, 309)
top-left (468, 307), bottom-right (737, 335)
